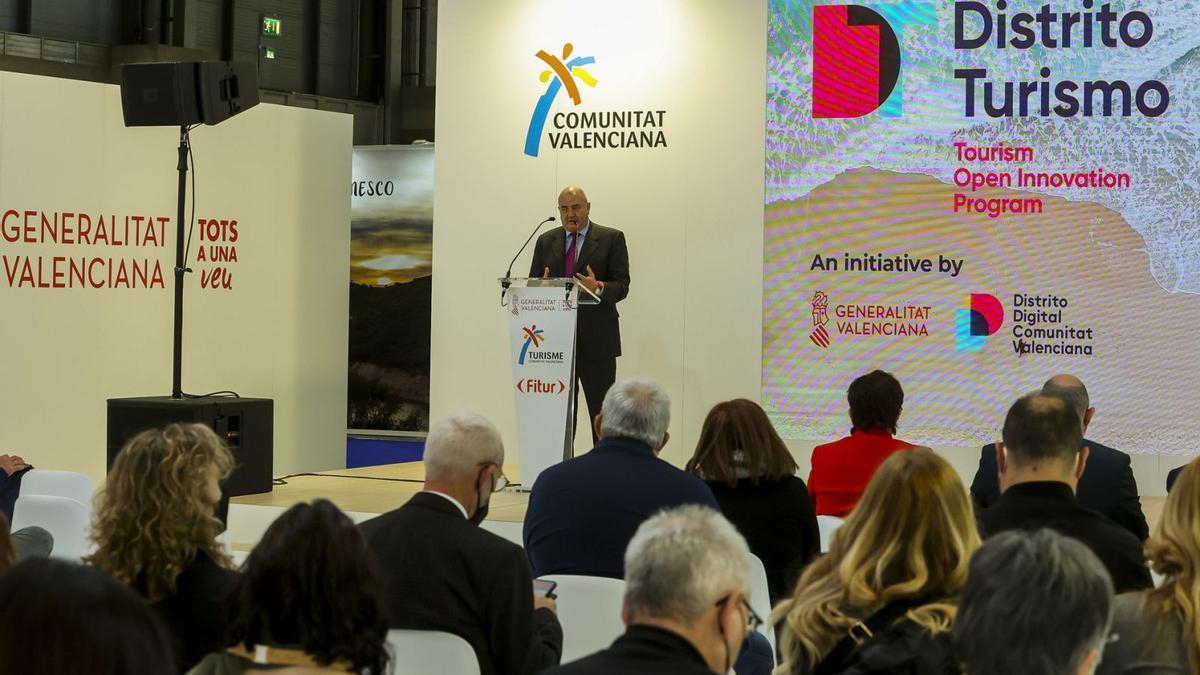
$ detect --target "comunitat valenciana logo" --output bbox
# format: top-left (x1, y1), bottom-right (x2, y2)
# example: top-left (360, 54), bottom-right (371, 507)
top-left (524, 43), bottom-right (597, 157)
top-left (812, 5), bottom-right (902, 118)
top-left (956, 293), bottom-right (1004, 352)
top-left (522, 42), bottom-right (668, 157)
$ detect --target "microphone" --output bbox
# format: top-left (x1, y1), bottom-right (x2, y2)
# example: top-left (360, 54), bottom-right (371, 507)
top-left (502, 216), bottom-right (556, 295)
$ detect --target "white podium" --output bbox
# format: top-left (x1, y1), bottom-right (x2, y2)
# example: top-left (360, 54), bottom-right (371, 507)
top-left (500, 277), bottom-right (598, 489)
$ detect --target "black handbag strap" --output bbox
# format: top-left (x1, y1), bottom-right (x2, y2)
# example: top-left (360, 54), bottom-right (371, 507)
top-left (813, 599), bottom-right (927, 675)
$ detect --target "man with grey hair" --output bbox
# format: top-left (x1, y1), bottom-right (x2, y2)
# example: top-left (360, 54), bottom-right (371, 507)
top-left (361, 413), bottom-right (562, 675)
top-left (524, 378), bottom-right (718, 579)
top-left (544, 505), bottom-right (759, 675)
top-left (971, 373), bottom-right (1148, 541)
top-left (954, 528), bottom-right (1114, 675)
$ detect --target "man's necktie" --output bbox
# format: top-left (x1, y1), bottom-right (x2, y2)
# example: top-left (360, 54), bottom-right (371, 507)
top-left (565, 232), bottom-right (578, 278)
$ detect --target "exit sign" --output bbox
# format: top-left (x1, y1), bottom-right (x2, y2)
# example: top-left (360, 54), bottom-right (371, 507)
top-left (262, 17), bottom-right (282, 36)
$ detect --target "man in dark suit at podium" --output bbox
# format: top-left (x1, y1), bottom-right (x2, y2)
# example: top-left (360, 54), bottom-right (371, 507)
top-left (971, 374), bottom-right (1149, 541)
top-left (529, 186), bottom-right (630, 442)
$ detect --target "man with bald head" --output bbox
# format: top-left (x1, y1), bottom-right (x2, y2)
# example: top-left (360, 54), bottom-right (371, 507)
top-left (971, 374), bottom-right (1148, 541)
top-left (978, 392), bottom-right (1152, 592)
top-left (529, 186), bottom-right (631, 442)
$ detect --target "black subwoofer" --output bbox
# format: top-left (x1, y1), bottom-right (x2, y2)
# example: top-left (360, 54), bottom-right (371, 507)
top-left (106, 396), bottom-right (274, 497)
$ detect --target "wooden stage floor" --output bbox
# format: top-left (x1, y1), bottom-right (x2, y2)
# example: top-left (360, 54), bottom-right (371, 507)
top-left (231, 461), bottom-right (530, 523)
top-left (232, 460), bottom-right (1166, 536)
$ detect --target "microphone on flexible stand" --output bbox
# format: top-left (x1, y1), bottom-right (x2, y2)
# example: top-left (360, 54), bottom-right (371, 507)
top-left (501, 216), bottom-right (556, 302)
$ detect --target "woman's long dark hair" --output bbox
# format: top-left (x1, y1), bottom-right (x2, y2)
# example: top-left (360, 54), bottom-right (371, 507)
top-left (228, 499), bottom-right (390, 674)
top-left (686, 398), bottom-right (799, 487)
top-left (0, 558), bottom-right (177, 674)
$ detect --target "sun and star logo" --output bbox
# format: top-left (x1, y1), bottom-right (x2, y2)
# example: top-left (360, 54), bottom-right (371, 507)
top-left (518, 325), bottom-right (545, 365)
top-left (524, 43), bottom-right (597, 157)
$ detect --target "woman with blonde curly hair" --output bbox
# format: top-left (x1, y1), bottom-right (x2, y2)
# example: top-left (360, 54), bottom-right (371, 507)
top-left (87, 422), bottom-right (235, 672)
top-left (772, 448), bottom-right (978, 675)
top-left (1098, 457), bottom-right (1200, 674)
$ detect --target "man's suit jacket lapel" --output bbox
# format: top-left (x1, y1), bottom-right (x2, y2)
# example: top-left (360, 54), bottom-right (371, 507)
top-left (545, 228), bottom-right (566, 277)
top-left (574, 222), bottom-right (601, 274)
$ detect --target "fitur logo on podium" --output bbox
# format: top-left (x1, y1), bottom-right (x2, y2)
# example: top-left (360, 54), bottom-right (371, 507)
top-left (522, 42), bottom-right (670, 157)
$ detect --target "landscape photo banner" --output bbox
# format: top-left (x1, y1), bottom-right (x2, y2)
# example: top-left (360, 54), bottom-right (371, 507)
top-left (764, 0), bottom-right (1200, 455)
top-left (348, 145), bottom-right (433, 432)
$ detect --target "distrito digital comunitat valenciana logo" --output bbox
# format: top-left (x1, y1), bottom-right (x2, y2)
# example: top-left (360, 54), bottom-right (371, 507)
top-left (812, 5), bottom-right (901, 118)
top-left (956, 293), bottom-right (1004, 352)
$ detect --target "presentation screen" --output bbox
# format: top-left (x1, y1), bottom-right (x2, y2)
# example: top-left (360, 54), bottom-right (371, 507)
top-left (763, 0), bottom-right (1200, 454)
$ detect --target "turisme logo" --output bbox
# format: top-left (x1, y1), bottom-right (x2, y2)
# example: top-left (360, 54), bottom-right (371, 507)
top-left (812, 5), bottom-right (901, 118)
top-left (524, 43), bottom-right (597, 157)
top-left (518, 325), bottom-right (545, 365)
top-left (518, 325), bottom-right (565, 365)
top-left (956, 293), bottom-right (1004, 352)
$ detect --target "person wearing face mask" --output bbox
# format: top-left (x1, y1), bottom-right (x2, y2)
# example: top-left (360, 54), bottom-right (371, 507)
top-left (544, 505), bottom-right (758, 675)
top-left (360, 413), bottom-right (562, 675)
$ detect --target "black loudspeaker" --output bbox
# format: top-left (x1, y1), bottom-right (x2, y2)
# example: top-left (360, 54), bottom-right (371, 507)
top-left (119, 62), bottom-right (202, 127)
top-left (119, 61), bottom-right (259, 127)
top-left (196, 61), bottom-right (259, 125)
top-left (106, 396), bottom-right (274, 497)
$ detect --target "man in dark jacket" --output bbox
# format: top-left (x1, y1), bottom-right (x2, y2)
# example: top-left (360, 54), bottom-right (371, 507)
top-left (977, 392), bottom-right (1152, 593)
top-left (523, 378), bottom-right (718, 580)
top-left (529, 186), bottom-right (630, 442)
top-left (971, 374), bottom-right (1148, 541)
top-left (361, 413), bottom-right (562, 675)
top-left (543, 506), bottom-right (755, 675)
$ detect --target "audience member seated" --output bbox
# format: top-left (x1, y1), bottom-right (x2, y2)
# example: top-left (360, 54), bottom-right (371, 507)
top-left (1167, 465), bottom-right (1184, 492)
top-left (954, 529), bottom-right (1114, 675)
top-left (0, 557), bottom-right (176, 673)
top-left (524, 378), bottom-right (718, 579)
top-left (971, 374), bottom-right (1148, 541)
top-left (807, 369), bottom-right (916, 516)
top-left (685, 398), bottom-right (818, 605)
top-left (977, 392), bottom-right (1152, 593)
top-left (87, 422), bottom-right (239, 672)
top-left (1097, 457), bottom-right (1200, 674)
top-left (774, 449), bottom-right (976, 674)
top-left (361, 413), bottom-right (562, 675)
top-left (0, 452), bottom-right (54, 559)
top-left (189, 499), bottom-right (390, 675)
top-left (0, 451), bottom-right (31, 522)
top-left (545, 505), bottom-right (759, 675)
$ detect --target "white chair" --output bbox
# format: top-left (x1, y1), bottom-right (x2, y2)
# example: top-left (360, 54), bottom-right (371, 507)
top-left (539, 574), bottom-right (626, 663)
top-left (480, 519), bottom-right (524, 547)
top-left (18, 469), bottom-right (94, 507)
top-left (744, 553), bottom-right (775, 652)
top-left (10, 494), bottom-right (91, 561)
top-left (387, 629), bottom-right (479, 675)
top-left (817, 515), bottom-right (845, 552)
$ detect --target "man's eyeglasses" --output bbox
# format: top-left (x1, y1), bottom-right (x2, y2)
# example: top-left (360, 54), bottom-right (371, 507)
top-left (477, 461), bottom-right (510, 492)
top-left (716, 595), bottom-right (763, 634)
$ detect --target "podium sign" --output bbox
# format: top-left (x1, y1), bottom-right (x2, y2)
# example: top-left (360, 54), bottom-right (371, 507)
top-left (505, 284), bottom-right (578, 487)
